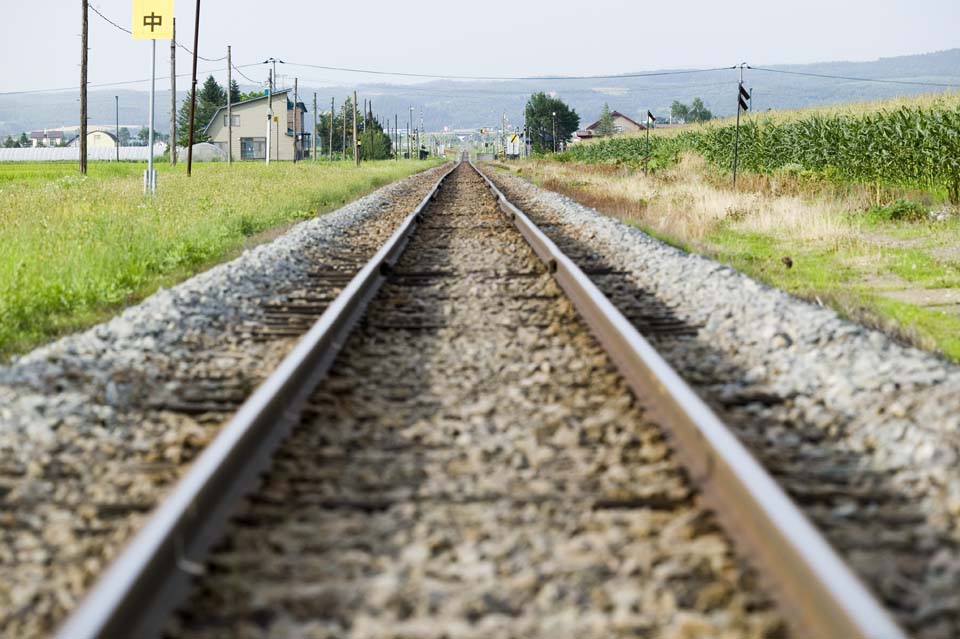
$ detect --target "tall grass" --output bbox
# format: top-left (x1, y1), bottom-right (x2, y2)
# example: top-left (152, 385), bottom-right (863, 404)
top-left (564, 92), bottom-right (960, 202)
top-left (0, 160), bottom-right (436, 355)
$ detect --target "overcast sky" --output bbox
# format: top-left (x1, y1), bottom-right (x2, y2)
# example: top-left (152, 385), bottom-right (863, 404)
top-left (1, 0), bottom-right (957, 94)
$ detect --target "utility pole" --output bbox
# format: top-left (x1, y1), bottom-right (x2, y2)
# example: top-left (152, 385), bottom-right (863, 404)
top-left (329, 97), bottom-right (334, 161)
top-left (170, 18), bottom-right (176, 166)
top-left (408, 106), bottom-right (413, 159)
top-left (293, 77), bottom-right (299, 163)
top-left (353, 90), bottom-right (359, 167)
top-left (733, 62), bottom-right (749, 188)
top-left (226, 45), bottom-right (232, 165)
top-left (342, 98), bottom-right (347, 161)
top-left (552, 111), bottom-right (557, 153)
top-left (264, 58), bottom-right (283, 162)
top-left (419, 108), bottom-right (424, 160)
top-left (186, 0), bottom-right (201, 177)
top-left (501, 112), bottom-right (506, 160)
top-left (266, 69), bottom-right (272, 166)
top-left (313, 92), bottom-right (318, 161)
top-left (115, 96), bottom-right (120, 162)
top-left (395, 114), bottom-right (398, 160)
top-left (80, 0), bottom-right (88, 175)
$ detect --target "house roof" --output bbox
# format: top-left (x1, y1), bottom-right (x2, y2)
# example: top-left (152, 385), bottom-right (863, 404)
top-left (585, 110), bottom-right (645, 131)
top-left (30, 130), bottom-right (65, 139)
top-left (203, 89), bottom-right (292, 134)
top-left (95, 130), bottom-right (119, 143)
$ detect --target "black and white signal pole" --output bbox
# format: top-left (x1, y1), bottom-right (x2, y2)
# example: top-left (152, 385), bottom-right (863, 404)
top-left (733, 62), bottom-right (749, 188)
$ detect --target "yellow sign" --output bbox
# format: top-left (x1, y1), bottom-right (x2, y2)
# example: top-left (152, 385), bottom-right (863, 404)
top-left (132, 0), bottom-right (174, 39)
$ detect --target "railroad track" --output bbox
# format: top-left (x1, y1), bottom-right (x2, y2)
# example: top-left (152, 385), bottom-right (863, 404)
top-left (58, 159), bottom-right (905, 638)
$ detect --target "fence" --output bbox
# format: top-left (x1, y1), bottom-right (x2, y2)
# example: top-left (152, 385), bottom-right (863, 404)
top-left (0, 144), bottom-right (167, 162)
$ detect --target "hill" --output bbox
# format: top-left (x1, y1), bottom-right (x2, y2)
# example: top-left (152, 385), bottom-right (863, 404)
top-left (2, 49), bottom-right (959, 137)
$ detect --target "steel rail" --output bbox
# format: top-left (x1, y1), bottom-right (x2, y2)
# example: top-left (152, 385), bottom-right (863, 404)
top-left (468, 159), bottom-right (906, 639)
top-left (55, 161), bottom-right (459, 639)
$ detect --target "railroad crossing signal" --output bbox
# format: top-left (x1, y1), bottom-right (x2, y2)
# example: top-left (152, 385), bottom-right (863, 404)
top-left (738, 83), bottom-right (750, 111)
top-left (132, 0), bottom-right (174, 39)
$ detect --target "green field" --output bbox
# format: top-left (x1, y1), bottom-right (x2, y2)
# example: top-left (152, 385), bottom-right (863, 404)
top-left (0, 159), bottom-right (439, 357)
top-left (564, 92), bottom-right (960, 203)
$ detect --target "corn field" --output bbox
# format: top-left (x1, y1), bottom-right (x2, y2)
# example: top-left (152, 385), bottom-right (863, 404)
top-left (564, 100), bottom-right (960, 202)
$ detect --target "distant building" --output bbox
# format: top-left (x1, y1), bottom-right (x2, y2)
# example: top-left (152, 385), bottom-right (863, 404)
top-left (66, 130), bottom-right (120, 148)
top-left (204, 89), bottom-right (310, 161)
top-left (575, 111), bottom-right (645, 140)
top-left (29, 130), bottom-right (65, 147)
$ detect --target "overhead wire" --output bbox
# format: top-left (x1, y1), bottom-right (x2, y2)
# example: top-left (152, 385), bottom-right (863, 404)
top-left (0, 63), bottom-right (262, 96)
top-left (89, 4), bottom-right (226, 62)
top-left (747, 65), bottom-right (960, 89)
top-left (281, 61), bottom-right (737, 82)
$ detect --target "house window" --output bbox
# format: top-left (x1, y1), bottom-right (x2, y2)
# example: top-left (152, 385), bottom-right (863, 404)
top-left (223, 114), bottom-right (240, 127)
top-left (240, 137), bottom-right (266, 160)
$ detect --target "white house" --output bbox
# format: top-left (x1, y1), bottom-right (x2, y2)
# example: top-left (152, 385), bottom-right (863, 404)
top-left (204, 89), bottom-right (310, 162)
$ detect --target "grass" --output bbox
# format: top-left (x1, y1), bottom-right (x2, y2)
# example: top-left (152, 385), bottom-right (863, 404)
top-left (0, 159), bottom-right (440, 357)
top-left (497, 157), bottom-right (960, 361)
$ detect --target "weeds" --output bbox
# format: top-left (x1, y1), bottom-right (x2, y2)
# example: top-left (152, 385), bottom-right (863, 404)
top-left (0, 160), bottom-right (437, 356)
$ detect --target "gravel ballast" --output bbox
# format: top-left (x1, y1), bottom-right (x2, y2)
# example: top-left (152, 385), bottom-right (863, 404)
top-left (169, 163), bottom-right (784, 639)
top-left (0, 165), bottom-right (448, 638)
top-left (487, 166), bottom-right (960, 638)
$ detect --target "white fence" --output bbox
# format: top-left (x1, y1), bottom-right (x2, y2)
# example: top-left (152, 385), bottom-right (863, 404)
top-left (0, 144), bottom-right (167, 162)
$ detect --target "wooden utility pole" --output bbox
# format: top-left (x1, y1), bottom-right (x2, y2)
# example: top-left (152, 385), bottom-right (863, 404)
top-left (80, 0), bottom-right (88, 174)
top-left (226, 45), bottom-right (232, 165)
top-left (186, 0), bottom-right (202, 176)
top-left (329, 97), bottom-right (334, 160)
top-left (353, 90), bottom-right (359, 167)
top-left (341, 98), bottom-right (346, 160)
top-left (395, 114), bottom-right (398, 160)
top-left (293, 78), bottom-right (299, 163)
top-left (170, 18), bottom-right (177, 165)
top-left (312, 92), bottom-right (318, 160)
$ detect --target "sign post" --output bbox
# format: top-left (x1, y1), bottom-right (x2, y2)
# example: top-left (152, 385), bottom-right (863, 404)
top-left (733, 63), bottom-right (750, 188)
top-left (133, 0), bottom-right (174, 194)
top-left (645, 110), bottom-right (656, 175)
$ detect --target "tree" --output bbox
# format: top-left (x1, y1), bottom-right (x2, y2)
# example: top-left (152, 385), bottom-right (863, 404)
top-left (525, 92), bottom-right (580, 154)
top-left (688, 98), bottom-right (713, 123)
top-left (2, 136), bottom-right (18, 148)
top-left (175, 75), bottom-right (229, 146)
top-left (358, 105), bottom-right (393, 160)
top-left (596, 103), bottom-right (616, 137)
top-left (137, 127), bottom-right (150, 144)
top-left (229, 79), bottom-right (241, 104)
top-left (315, 96), bottom-right (359, 158)
top-left (118, 128), bottom-right (131, 146)
top-left (670, 100), bottom-right (689, 123)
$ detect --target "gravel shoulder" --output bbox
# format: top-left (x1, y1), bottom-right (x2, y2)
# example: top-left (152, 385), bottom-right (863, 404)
top-left (485, 166), bottom-right (960, 638)
top-left (0, 164), bottom-right (448, 638)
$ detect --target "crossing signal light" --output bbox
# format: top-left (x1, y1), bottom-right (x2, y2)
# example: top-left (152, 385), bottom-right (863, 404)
top-left (738, 84), bottom-right (750, 111)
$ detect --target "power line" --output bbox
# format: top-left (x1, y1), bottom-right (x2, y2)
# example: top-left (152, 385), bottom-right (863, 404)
top-left (89, 4), bottom-right (226, 62)
top-left (231, 63), bottom-right (259, 85)
top-left (747, 65), bottom-right (960, 89)
top-left (282, 61), bottom-right (738, 81)
top-left (0, 63), bottom-right (262, 96)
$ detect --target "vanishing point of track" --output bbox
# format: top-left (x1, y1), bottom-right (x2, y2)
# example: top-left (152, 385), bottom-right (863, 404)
top-left (58, 159), bottom-right (906, 638)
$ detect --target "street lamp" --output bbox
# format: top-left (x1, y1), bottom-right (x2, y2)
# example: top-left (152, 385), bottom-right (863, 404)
top-left (552, 111), bottom-right (557, 153)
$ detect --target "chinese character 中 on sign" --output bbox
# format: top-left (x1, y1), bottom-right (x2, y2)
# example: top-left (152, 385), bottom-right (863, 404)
top-left (132, 0), bottom-right (174, 39)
